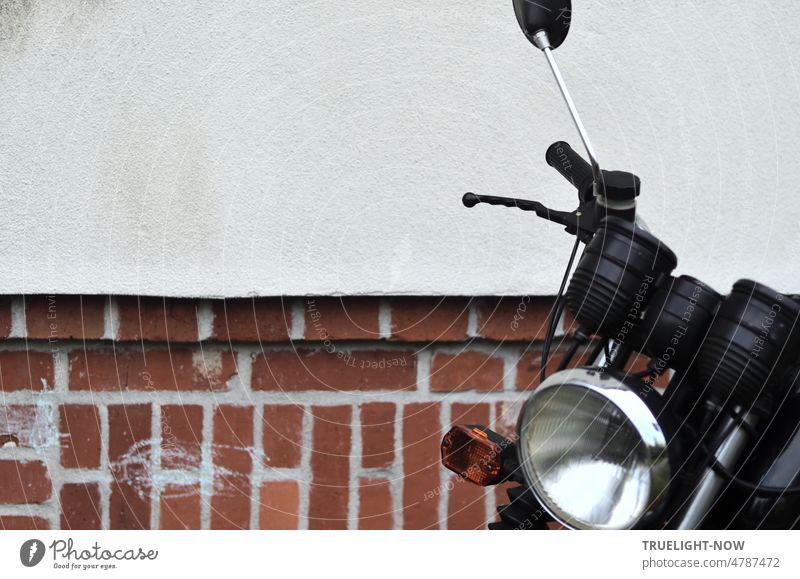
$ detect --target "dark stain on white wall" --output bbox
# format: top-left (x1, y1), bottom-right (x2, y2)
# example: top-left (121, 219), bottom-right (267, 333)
top-left (0, 0), bottom-right (35, 47)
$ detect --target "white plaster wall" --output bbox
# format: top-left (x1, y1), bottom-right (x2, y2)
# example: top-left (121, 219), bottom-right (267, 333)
top-left (1, 0), bottom-right (800, 297)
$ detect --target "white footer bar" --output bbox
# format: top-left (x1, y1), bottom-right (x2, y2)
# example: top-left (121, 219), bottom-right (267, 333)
top-left (1, 530), bottom-right (797, 578)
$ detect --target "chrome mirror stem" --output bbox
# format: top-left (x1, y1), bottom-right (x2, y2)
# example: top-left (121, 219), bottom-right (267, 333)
top-left (532, 30), bottom-right (603, 197)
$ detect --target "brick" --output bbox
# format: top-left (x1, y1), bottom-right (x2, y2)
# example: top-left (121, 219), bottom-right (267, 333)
top-left (493, 401), bottom-right (523, 441)
top-left (212, 298), bottom-right (292, 342)
top-left (161, 405), bottom-right (203, 470)
top-left (516, 346), bottom-right (572, 390)
top-left (108, 404), bottom-right (152, 529)
top-left (402, 402), bottom-right (442, 529)
top-left (309, 405), bottom-right (351, 530)
top-left (212, 405), bottom-right (254, 473)
top-left (0, 404), bottom-right (55, 448)
top-left (447, 403), bottom-right (490, 530)
top-left (361, 402), bottom-right (394, 469)
top-left (25, 295), bottom-right (105, 340)
top-left (304, 297), bottom-right (380, 340)
top-left (262, 405), bottom-right (304, 469)
top-left (450, 402), bottom-right (490, 429)
top-left (625, 354), bottom-right (672, 389)
top-left (211, 405), bottom-right (253, 529)
top-left (60, 405), bottom-right (101, 468)
top-left (516, 340), bottom-right (617, 390)
top-left (0, 297), bottom-right (11, 339)
top-left (0, 460), bottom-right (51, 504)
top-left (358, 477), bottom-right (393, 530)
top-left (259, 480), bottom-right (300, 530)
top-left (252, 349), bottom-right (415, 392)
top-left (160, 483), bottom-right (201, 529)
top-left (431, 351), bottom-right (503, 392)
top-left (448, 475), bottom-right (489, 529)
top-left (60, 483), bottom-right (101, 530)
top-left (390, 297), bottom-right (470, 342)
top-left (0, 351), bottom-right (54, 391)
top-left (69, 349), bottom-right (236, 392)
top-left (0, 516), bottom-right (50, 530)
top-left (475, 296), bottom-right (555, 341)
top-left (117, 297), bottom-right (199, 342)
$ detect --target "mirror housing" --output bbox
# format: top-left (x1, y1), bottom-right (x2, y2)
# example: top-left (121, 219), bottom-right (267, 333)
top-left (513, 0), bottom-right (572, 49)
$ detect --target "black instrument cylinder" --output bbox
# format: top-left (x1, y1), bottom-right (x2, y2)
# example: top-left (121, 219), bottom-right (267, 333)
top-left (695, 280), bottom-right (800, 409)
top-left (637, 275), bottom-right (722, 374)
top-left (565, 217), bottom-right (678, 337)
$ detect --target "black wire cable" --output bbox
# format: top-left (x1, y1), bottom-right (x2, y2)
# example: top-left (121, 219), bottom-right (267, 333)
top-left (709, 461), bottom-right (800, 497)
top-left (539, 297), bottom-right (565, 383)
top-left (556, 339), bottom-right (582, 371)
top-left (709, 407), bottom-right (800, 497)
top-left (539, 234), bottom-right (582, 384)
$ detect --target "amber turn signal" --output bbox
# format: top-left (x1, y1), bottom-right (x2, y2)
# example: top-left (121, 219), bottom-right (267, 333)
top-left (441, 425), bottom-right (505, 486)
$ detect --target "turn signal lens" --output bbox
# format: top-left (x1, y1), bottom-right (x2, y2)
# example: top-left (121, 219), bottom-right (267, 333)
top-left (441, 425), bottom-right (504, 486)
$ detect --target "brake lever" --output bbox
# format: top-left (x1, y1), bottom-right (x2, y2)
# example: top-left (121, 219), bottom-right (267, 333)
top-left (462, 192), bottom-right (595, 242)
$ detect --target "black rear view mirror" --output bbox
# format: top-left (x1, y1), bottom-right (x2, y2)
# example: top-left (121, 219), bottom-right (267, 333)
top-left (513, 0), bottom-right (572, 49)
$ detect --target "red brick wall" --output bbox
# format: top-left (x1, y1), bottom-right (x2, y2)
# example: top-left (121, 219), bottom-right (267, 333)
top-left (0, 294), bottom-right (636, 530)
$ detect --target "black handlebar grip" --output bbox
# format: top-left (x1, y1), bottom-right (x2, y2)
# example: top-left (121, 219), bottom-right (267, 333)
top-left (545, 141), bottom-right (594, 199)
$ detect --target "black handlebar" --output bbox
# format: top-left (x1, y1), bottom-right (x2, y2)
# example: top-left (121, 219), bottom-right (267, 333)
top-left (462, 192), bottom-right (545, 213)
top-left (460, 139), bottom-right (641, 240)
top-left (545, 141), bottom-right (594, 202)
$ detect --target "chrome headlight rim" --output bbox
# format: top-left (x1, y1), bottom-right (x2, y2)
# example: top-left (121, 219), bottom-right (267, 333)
top-left (516, 367), bottom-right (674, 530)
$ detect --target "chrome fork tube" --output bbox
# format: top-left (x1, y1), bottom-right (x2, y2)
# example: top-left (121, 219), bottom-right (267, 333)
top-left (676, 410), bottom-right (755, 529)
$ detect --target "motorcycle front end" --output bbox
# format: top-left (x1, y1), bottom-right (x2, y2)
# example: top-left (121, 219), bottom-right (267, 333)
top-left (442, 0), bottom-right (800, 531)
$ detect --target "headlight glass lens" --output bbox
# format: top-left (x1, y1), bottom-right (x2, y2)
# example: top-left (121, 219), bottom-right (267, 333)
top-left (518, 370), bottom-right (670, 529)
